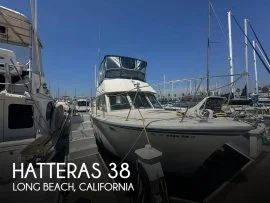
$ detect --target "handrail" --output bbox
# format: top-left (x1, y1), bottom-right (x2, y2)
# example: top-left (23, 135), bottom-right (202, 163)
top-left (0, 63), bottom-right (28, 68)
top-left (0, 82), bottom-right (30, 85)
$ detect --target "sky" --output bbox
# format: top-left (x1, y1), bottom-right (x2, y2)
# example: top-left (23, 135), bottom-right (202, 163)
top-left (1, 0), bottom-right (270, 97)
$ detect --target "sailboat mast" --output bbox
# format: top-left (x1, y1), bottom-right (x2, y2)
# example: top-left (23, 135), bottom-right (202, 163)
top-left (163, 74), bottom-right (166, 97)
top-left (244, 18), bottom-right (249, 99)
top-left (253, 40), bottom-right (259, 94)
top-left (94, 64), bottom-right (97, 89)
top-left (171, 81), bottom-right (174, 99)
top-left (206, 0), bottom-right (211, 96)
top-left (228, 10), bottom-right (235, 98)
top-left (189, 80), bottom-right (192, 95)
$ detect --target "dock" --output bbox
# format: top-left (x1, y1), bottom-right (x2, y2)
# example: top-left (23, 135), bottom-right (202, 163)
top-left (61, 113), bottom-right (129, 203)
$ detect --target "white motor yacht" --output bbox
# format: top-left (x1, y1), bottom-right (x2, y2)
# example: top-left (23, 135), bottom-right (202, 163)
top-left (91, 55), bottom-right (262, 176)
top-left (0, 4), bottom-right (65, 182)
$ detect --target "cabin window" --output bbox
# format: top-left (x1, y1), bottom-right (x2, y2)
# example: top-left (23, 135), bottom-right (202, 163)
top-left (147, 94), bottom-right (162, 108)
top-left (46, 102), bottom-right (54, 121)
top-left (129, 92), bottom-right (151, 108)
top-left (108, 94), bottom-right (130, 110)
top-left (0, 25), bottom-right (6, 34)
top-left (8, 104), bottom-right (33, 129)
top-left (97, 95), bottom-right (107, 111)
top-left (121, 57), bottom-right (135, 69)
top-left (106, 57), bottom-right (121, 69)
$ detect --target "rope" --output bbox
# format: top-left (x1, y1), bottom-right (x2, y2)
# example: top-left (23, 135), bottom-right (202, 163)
top-left (125, 83), bottom-right (151, 145)
top-left (210, 2), bottom-right (228, 41)
top-left (137, 108), bottom-right (151, 145)
top-left (126, 87), bottom-right (139, 121)
top-left (232, 14), bottom-right (270, 74)
top-left (208, 1), bottom-right (243, 73)
top-left (209, 73), bottom-right (245, 92)
top-left (115, 117), bottom-right (179, 168)
top-left (248, 21), bottom-right (270, 66)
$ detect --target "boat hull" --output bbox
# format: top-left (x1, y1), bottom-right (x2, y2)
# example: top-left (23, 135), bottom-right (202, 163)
top-left (91, 116), bottom-right (250, 176)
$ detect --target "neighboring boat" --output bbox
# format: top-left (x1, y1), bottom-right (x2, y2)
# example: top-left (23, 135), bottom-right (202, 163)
top-left (75, 98), bottom-right (90, 112)
top-left (163, 95), bottom-right (205, 111)
top-left (184, 96), bottom-right (227, 117)
top-left (0, 4), bottom-right (66, 182)
top-left (56, 100), bottom-right (70, 112)
top-left (91, 55), bottom-right (261, 176)
top-left (56, 96), bottom-right (71, 112)
top-left (258, 97), bottom-right (270, 107)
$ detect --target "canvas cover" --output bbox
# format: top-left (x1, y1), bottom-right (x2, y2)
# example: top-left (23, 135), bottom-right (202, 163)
top-left (0, 6), bottom-right (31, 47)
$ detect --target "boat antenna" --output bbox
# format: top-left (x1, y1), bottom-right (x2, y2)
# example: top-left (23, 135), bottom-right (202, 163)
top-left (94, 25), bottom-right (101, 93)
top-left (244, 18), bottom-right (249, 99)
top-left (34, 0), bottom-right (37, 30)
top-left (94, 64), bottom-right (97, 89)
top-left (98, 24), bottom-right (101, 61)
top-left (206, 0), bottom-right (211, 96)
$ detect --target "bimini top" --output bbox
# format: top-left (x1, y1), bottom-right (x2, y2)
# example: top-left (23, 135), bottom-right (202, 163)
top-left (0, 6), bottom-right (32, 47)
top-left (98, 55), bottom-right (147, 84)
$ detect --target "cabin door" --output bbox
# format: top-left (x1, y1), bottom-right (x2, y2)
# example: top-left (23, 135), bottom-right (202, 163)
top-left (0, 99), bottom-right (3, 142)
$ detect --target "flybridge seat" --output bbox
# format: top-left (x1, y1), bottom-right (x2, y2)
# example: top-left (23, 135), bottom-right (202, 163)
top-left (98, 55), bottom-right (147, 84)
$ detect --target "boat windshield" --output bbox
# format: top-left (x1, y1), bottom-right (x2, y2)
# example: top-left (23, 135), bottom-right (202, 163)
top-left (129, 92), bottom-right (151, 109)
top-left (78, 101), bottom-right (89, 106)
top-left (147, 93), bottom-right (162, 108)
top-left (108, 94), bottom-right (130, 110)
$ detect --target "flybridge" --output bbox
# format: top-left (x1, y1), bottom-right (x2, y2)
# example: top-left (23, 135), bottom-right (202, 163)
top-left (98, 55), bottom-right (147, 84)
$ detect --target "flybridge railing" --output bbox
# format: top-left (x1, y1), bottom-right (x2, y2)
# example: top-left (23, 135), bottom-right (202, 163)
top-left (0, 62), bottom-right (30, 93)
